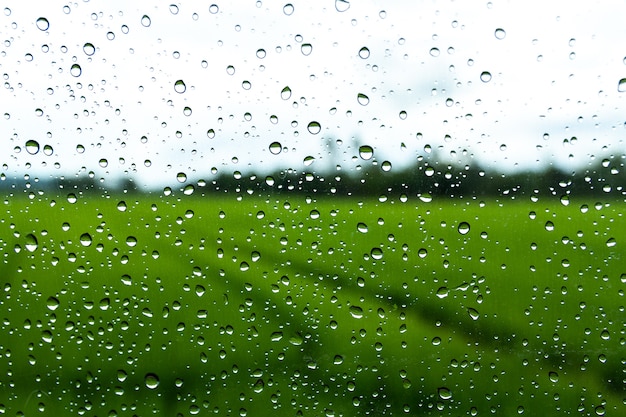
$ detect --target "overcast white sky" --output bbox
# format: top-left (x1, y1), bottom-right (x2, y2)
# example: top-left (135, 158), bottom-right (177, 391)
top-left (1, 0), bottom-right (625, 188)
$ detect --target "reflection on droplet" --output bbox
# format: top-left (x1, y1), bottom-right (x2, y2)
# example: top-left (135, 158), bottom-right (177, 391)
top-left (467, 307), bottom-right (480, 320)
top-left (309, 210), bottom-right (320, 219)
top-left (117, 201), bottom-right (127, 212)
top-left (303, 156), bottom-right (315, 166)
top-left (335, 0), bottom-right (350, 12)
top-left (370, 247), bottom-right (383, 260)
top-left (256, 48), bottom-right (266, 59)
top-left (494, 28), bottom-right (506, 39)
top-left (25, 234), bottom-right (38, 252)
top-left (145, 373), bottom-right (160, 389)
top-left (618, 78), bottom-right (626, 92)
top-left (126, 236), bottom-right (138, 247)
top-left (269, 141), bottom-right (282, 155)
top-left (357, 222), bottom-right (368, 233)
top-left (209, 4), bottom-right (219, 14)
top-left (174, 79), bottom-right (186, 93)
top-left (70, 64), bottom-right (82, 77)
top-left (36, 17), bottom-right (49, 31)
top-left (357, 93), bottom-right (370, 105)
top-left (169, 4), bottom-right (179, 14)
top-left (548, 371), bottom-right (559, 383)
top-left (545, 221), bottom-right (555, 231)
top-left (436, 287), bottom-right (449, 298)
top-left (25, 139), bottom-right (40, 155)
top-left (358, 47), bottom-right (370, 59)
top-left (606, 237), bottom-right (616, 247)
top-left (429, 47), bottom-right (440, 57)
top-left (458, 222), bottom-right (470, 235)
top-left (307, 121), bottom-right (321, 134)
top-left (349, 305), bottom-right (363, 319)
top-left (80, 233), bottom-right (92, 247)
top-left (280, 86), bottom-right (292, 100)
top-left (480, 71), bottom-right (492, 82)
top-left (358, 145), bottom-right (374, 160)
top-left (177, 172), bottom-right (187, 183)
top-left (381, 161), bottom-right (392, 172)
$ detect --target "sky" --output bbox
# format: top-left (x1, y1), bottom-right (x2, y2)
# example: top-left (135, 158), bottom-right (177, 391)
top-left (1, 0), bottom-right (625, 189)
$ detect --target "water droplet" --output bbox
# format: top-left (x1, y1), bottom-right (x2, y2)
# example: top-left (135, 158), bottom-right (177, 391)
top-left (283, 4), bottom-right (294, 15)
top-left (545, 221), bottom-right (555, 231)
top-left (480, 71), bottom-right (492, 82)
top-left (418, 248), bottom-right (428, 258)
top-left (438, 387), bottom-right (452, 400)
top-left (141, 15), bottom-right (151, 27)
top-left (307, 121), bottom-right (321, 134)
top-left (209, 4), bottom-right (219, 14)
top-left (436, 287), bottom-right (449, 298)
top-left (357, 93), bottom-right (370, 105)
top-left (36, 17), bottom-right (50, 31)
top-left (67, 193), bottom-right (77, 204)
top-left (429, 47), bottom-right (440, 57)
top-left (126, 236), bottom-right (138, 247)
top-left (309, 209), bottom-right (320, 219)
top-left (256, 48), bottom-right (266, 59)
top-left (381, 161), bottom-right (392, 172)
top-left (458, 222), bottom-right (470, 235)
top-left (418, 193), bottom-right (433, 203)
top-left (145, 373), bottom-right (160, 389)
top-left (333, 355), bottom-right (344, 365)
top-left (177, 172), bottom-right (187, 183)
top-left (358, 47), bottom-right (370, 59)
top-left (270, 331), bottom-right (283, 341)
top-left (560, 195), bottom-right (570, 206)
top-left (80, 233), bottom-right (92, 247)
top-left (81, 42), bottom-right (95, 56)
top-left (357, 222), bottom-right (368, 233)
top-left (117, 201), bottom-right (127, 212)
top-left (70, 64), bottom-right (82, 77)
top-left (25, 233), bottom-right (38, 252)
top-left (600, 329), bottom-right (610, 340)
top-left (303, 155), bottom-right (315, 166)
top-left (169, 4), bottom-right (179, 14)
top-left (25, 139), bottom-right (40, 155)
top-left (280, 86), bottom-right (292, 100)
top-left (494, 28), bottom-right (506, 39)
top-left (240, 262), bottom-right (249, 272)
top-left (358, 145), bottom-right (374, 160)
top-left (335, 0), bottom-right (350, 12)
top-left (548, 371), bottom-right (559, 383)
top-left (174, 79), bottom-right (186, 93)
top-left (269, 141), bottom-right (282, 155)
top-left (618, 78), bottom-right (626, 92)
top-left (253, 379), bottom-right (264, 393)
top-left (301, 43), bottom-right (312, 56)
top-left (467, 307), bottom-right (479, 320)
top-left (606, 237), bottom-right (616, 247)
top-left (46, 296), bottom-right (60, 311)
top-left (349, 305), bottom-right (363, 319)
top-left (370, 247), bottom-right (383, 260)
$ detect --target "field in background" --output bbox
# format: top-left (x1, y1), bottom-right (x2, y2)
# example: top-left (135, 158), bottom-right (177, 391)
top-left (0, 192), bottom-right (624, 416)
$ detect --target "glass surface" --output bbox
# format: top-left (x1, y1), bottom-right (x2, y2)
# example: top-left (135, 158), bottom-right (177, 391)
top-left (1, 1), bottom-right (624, 416)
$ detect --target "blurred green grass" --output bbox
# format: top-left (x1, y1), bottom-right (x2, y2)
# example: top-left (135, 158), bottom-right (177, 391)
top-left (0, 193), bottom-right (623, 416)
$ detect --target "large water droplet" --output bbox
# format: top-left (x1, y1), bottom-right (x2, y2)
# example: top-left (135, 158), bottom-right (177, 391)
top-left (269, 141), bottom-right (282, 155)
top-left (438, 387), bottom-right (452, 400)
top-left (174, 79), bottom-right (186, 93)
top-left (283, 4), bottom-right (294, 15)
top-left (25, 233), bottom-right (38, 252)
top-left (141, 15), bottom-right (151, 27)
top-left (83, 43), bottom-right (95, 56)
top-left (494, 28), bottom-right (506, 39)
top-left (335, 0), bottom-right (350, 12)
top-left (80, 233), bottom-right (92, 247)
top-left (618, 78), bottom-right (626, 92)
top-left (357, 93), bottom-right (370, 105)
top-left (458, 222), bottom-right (470, 235)
top-left (36, 17), bottom-right (50, 31)
top-left (145, 373), bottom-right (160, 389)
top-left (357, 222), bottom-right (368, 233)
top-left (307, 121), bottom-right (321, 134)
top-left (301, 43), bottom-right (312, 56)
top-left (370, 247), bottom-right (383, 260)
top-left (46, 296), bottom-right (60, 311)
top-left (70, 64), bottom-right (82, 77)
top-left (280, 86), bottom-right (292, 100)
top-left (25, 139), bottom-right (40, 155)
top-left (358, 47), bottom-right (370, 59)
top-left (606, 237), bottom-right (616, 247)
top-left (358, 145), bottom-right (374, 160)
top-left (545, 221), bottom-right (555, 231)
top-left (349, 305), bottom-right (363, 319)
top-left (467, 307), bottom-right (480, 320)
top-left (480, 71), bottom-right (492, 82)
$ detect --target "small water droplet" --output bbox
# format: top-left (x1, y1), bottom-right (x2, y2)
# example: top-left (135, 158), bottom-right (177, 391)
top-left (256, 48), bottom-right (266, 59)
top-left (36, 17), bottom-right (50, 31)
top-left (303, 155), bottom-right (315, 166)
top-left (301, 43), bottom-right (312, 56)
top-left (381, 161), bottom-right (392, 172)
top-left (458, 222), bottom-right (470, 235)
top-left (70, 64), bottom-right (82, 77)
top-left (307, 121), bottom-right (321, 134)
top-left (270, 331), bottom-right (283, 342)
top-left (174, 79), bottom-right (186, 93)
top-left (82, 43), bottom-right (95, 56)
top-left (80, 233), bottom-right (92, 247)
top-left (467, 307), bottom-right (479, 320)
top-left (25, 139), bottom-right (40, 155)
top-left (310, 210), bottom-right (320, 219)
top-left (358, 145), bottom-right (374, 160)
top-left (357, 93), bottom-right (370, 105)
top-left (335, 0), bottom-right (350, 12)
top-left (117, 201), bottom-right (127, 212)
top-left (269, 141), bottom-right (282, 155)
top-left (253, 379), bottom-right (264, 393)
top-left (145, 373), bottom-right (160, 389)
top-left (618, 78), bottom-right (626, 92)
top-left (209, 4), bottom-right (219, 14)
top-left (25, 233), bottom-right (38, 252)
top-left (126, 236), bottom-right (138, 247)
top-left (358, 47), bottom-right (370, 59)
top-left (141, 15), bottom-right (151, 27)
top-left (480, 71), bottom-right (492, 82)
top-left (494, 28), bottom-right (506, 39)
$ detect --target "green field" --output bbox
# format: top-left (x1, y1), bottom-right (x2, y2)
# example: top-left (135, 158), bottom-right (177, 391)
top-left (0, 191), bottom-right (624, 416)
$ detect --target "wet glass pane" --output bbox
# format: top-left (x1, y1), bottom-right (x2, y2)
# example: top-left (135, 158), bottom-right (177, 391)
top-left (1, 1), bottom-right (624, 416)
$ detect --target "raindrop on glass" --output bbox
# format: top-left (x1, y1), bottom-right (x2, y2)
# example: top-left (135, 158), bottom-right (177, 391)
top-left (36, 17), bottom-right (49, 31)
top-left (280, 86), bottom-right (292, 100)
top-left (335, 0), bottom-right (350, 12)
top-left (25, 234), bottom-right (38, 252)
top-left (83, 43), bottom-right (95, 56)
top-left (458, 222), bottom-right (470, 235)
top-left (358, 47), bottom-right (370, 59)
top-left (307, 121), bottom-right (321, 134)
top-left (358, 145), bottom-right (374, 160)
top-left (141, 15), bottom-right (151, 27)
top-left (174, 79), bottom-right (186, 93)
top-left (301, 43), bottom-right (312, 56)
top-left (70, 64), bottom-right (82, 77)
top-left (618, 78), bottom-right (626, 92)
top-left (283, 4), bottom-right (294, 16)
top-left (480, 71), bottom-right (492, 82)
top-left (269, 142), bottom-right (282, 155)
top-left (80, 233), bottom-right (92, 247)
top-left (145, 373), bottom-right (160, 389)
top-left (25, 139), bottom-right (40, 155)
top-left (357, 93), bottom-right (370, 105)
top-left (494, 28), bottom-right (506, 39)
